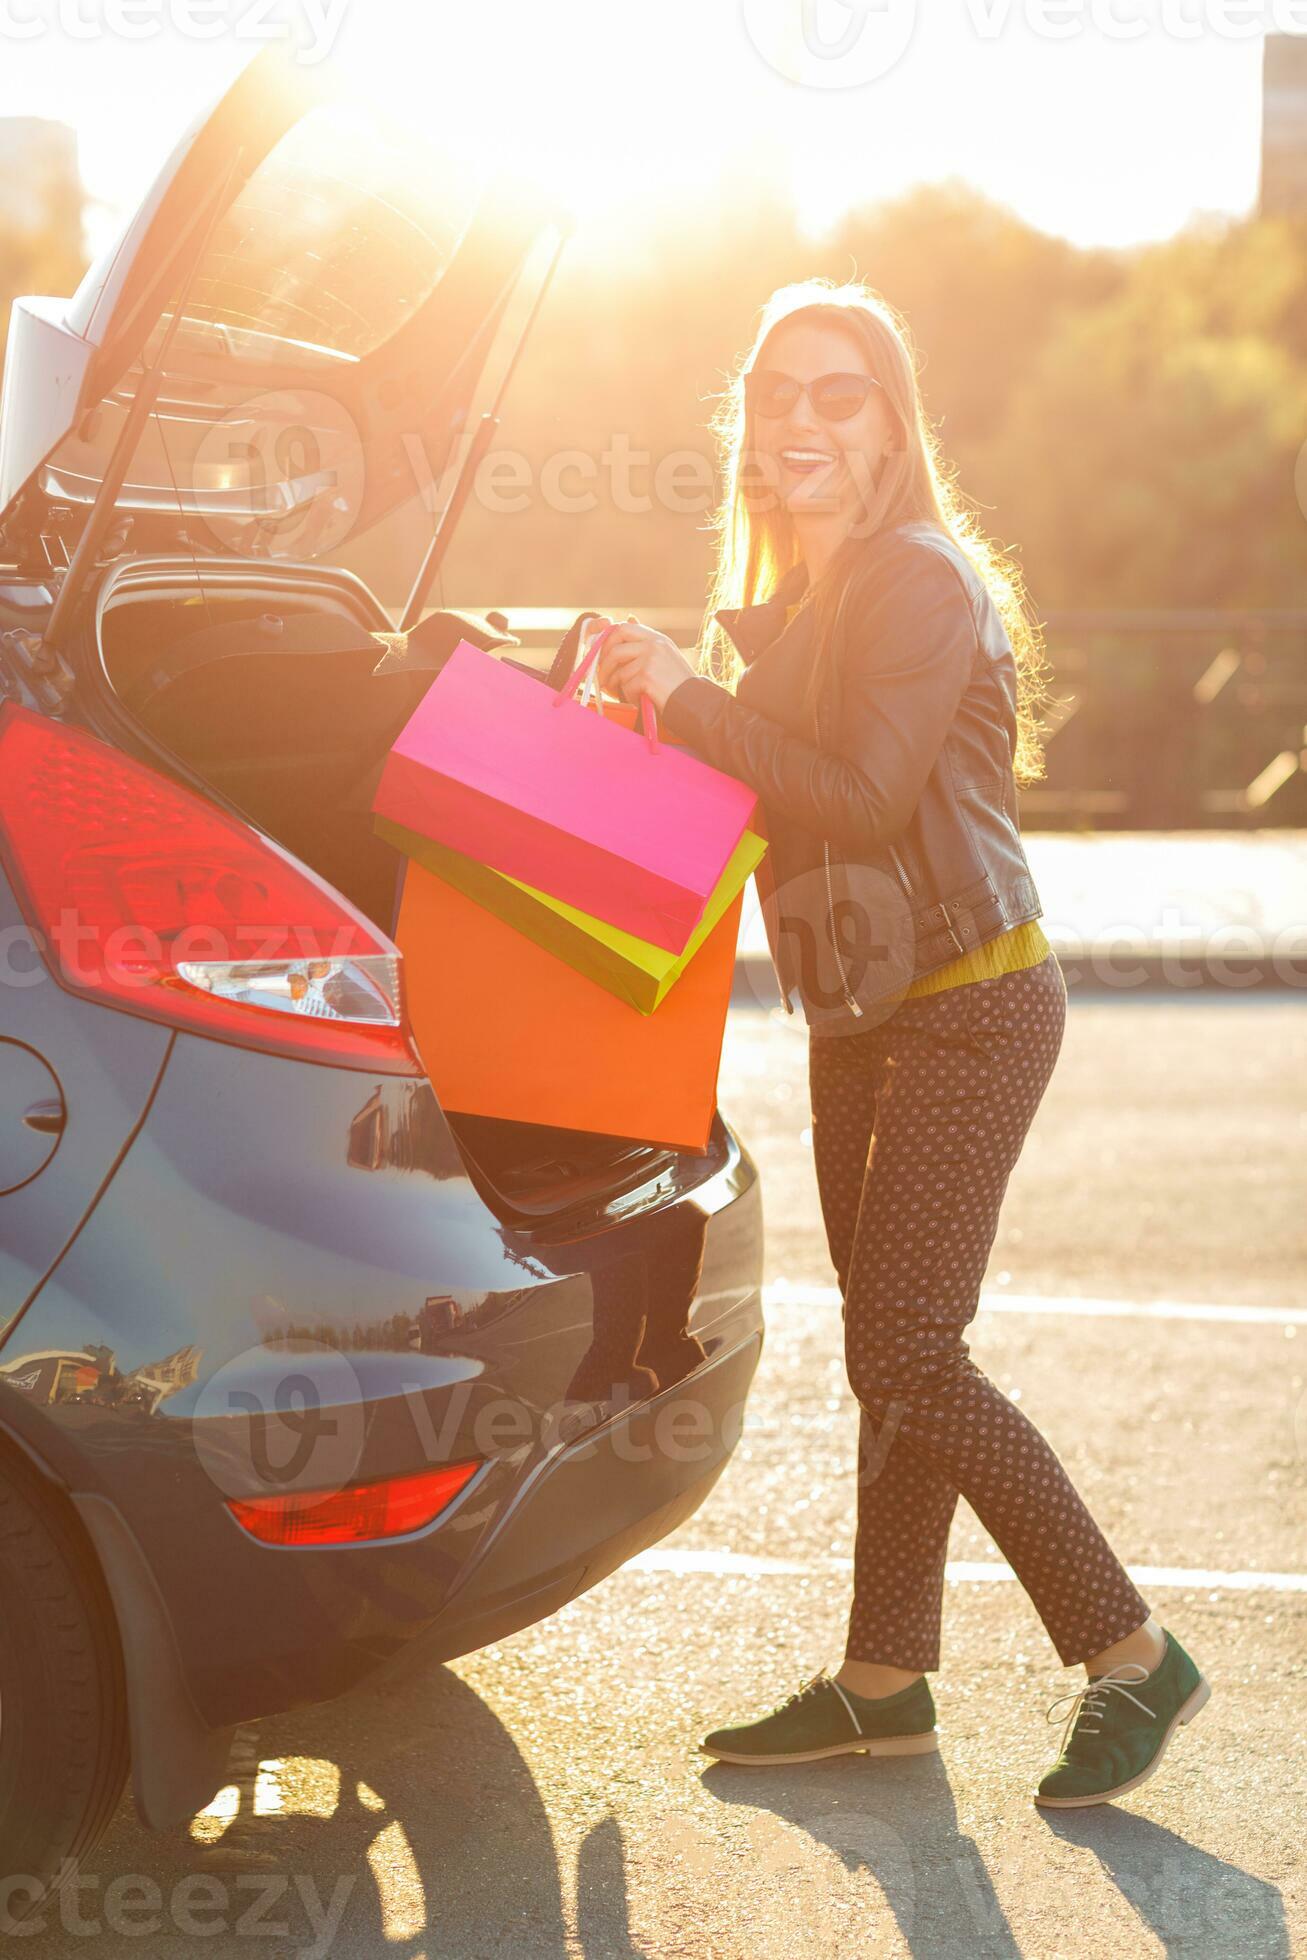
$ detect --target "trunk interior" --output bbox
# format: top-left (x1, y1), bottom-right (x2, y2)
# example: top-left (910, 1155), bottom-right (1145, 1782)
top-left (94, 564), bottom-right (718, 1218)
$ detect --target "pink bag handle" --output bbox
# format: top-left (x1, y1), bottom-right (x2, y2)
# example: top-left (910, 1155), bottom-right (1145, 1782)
top-left (553, 621), bottom-right (659, 753)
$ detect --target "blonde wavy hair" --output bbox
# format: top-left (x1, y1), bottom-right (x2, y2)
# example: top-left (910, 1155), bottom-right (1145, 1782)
top-left (696, 278), bottom-right (1049, 786)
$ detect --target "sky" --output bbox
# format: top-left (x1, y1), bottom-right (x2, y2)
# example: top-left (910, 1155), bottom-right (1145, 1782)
top-left (0, 0), bottom-right (1276, 259)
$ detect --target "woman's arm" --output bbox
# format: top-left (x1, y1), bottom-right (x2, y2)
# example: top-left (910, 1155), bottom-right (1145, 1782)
top-left (659, 540), bottom-right (979, 855)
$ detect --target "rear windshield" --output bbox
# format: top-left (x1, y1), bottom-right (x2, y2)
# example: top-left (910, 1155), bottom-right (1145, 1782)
top-left (145, 100), bottom-right (484, 369)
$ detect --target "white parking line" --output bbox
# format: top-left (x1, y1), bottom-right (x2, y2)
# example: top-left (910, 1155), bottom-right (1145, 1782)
top-left (762, 1282), bottom-right (1307, 1326)
top-left (627, 1549), bottom-right (1307, 1591)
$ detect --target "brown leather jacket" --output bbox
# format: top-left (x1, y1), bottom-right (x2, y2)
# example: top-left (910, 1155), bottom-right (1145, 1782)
top-left (660, 519), bottom-right (1044, 1033)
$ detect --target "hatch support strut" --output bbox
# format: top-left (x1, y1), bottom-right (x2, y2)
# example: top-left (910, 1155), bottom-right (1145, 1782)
top-left (398, 224), bottom-right (570, 635)
top-left (41, 151), bottom-right (244, 659)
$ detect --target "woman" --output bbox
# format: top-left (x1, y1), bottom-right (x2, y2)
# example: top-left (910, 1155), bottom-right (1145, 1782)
top-left (593, 278), bottom-right (1210, 1809)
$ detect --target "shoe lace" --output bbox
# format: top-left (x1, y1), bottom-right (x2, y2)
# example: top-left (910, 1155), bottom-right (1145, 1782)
top-left (773, 1668), bottom-right (863, 1735)
top-left (774, 1669), bottom-right (830, 1713)
top-left (1044, 1662), bottom-right (1154, 1758)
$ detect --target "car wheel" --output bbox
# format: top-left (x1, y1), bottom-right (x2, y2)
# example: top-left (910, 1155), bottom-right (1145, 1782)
top-left (0, 1452), bottom-right (128, 1928)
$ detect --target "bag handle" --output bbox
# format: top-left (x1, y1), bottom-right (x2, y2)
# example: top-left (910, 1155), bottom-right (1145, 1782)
top-left (552, 621), bottom-right (659, 753)
top-left (576, 642), bottom-right (606, 714)
top-left (545, 611), bottom-right (602, 691)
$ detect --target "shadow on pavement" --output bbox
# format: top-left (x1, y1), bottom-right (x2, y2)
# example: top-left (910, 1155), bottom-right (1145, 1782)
top-left (701, 1751), bottom-right (1023, 1956)
top-left (1039, 1808), bottom-right (1290, 1957)
top-left (22, 1662), bottom-right (569, 1958)
top-left (700, 1751), bottom-right (1288, 1956)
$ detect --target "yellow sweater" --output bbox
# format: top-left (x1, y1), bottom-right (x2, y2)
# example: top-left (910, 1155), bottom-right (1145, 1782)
top-left (902, 917), bottom-right (1051, 997)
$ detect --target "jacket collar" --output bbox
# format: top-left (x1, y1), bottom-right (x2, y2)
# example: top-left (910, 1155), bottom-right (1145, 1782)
top-left (713, 559), bottom-right (810, 666)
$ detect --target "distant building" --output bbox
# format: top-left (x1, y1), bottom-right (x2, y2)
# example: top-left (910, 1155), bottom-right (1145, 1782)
top-left (1261, 35), bottom-right (1307, 217)
top-left (0, 117), bottom-right (80, 239)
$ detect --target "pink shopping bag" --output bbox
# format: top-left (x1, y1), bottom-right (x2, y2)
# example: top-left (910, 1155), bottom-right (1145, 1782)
top-left (371, 628), bottom-right (758, 953)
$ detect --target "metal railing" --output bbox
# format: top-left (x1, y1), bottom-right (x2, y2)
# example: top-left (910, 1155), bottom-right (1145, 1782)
top-left (476, 605), bottom-right (1307, 829)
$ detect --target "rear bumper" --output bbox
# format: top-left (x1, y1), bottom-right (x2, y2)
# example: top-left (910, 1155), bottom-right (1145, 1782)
top-left (417, 1324), bottom-right (761, 1665)
top-left (73, 1324), bottom-right (761, 1829)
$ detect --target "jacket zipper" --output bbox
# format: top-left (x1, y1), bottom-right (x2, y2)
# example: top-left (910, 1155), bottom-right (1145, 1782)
top-left (888, 842), bottom-right (916, 899)
top-left (823, 841), bottom-right (863, 1018)
top-left (813, 653), bottom-right (864, 1018)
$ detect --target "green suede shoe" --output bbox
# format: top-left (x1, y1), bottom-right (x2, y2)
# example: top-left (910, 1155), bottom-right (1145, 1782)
top-left (700, 1668), bottom-right (939, 1766)
top-left (1035, 1627), bottom-right (1211, 1808)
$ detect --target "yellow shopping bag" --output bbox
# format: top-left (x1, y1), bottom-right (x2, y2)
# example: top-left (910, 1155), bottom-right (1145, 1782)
top-left (375, 815), bottom-right (766, 1014)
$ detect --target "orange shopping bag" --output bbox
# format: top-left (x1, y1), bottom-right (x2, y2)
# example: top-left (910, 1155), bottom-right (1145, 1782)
top-left (395, 857), bottom-right (742, 1152)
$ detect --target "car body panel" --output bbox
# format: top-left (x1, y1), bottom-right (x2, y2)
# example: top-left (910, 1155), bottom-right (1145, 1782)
top-left (0, 865), bottom-right (173, 1336)
top-left (0, 1030), bottom-right (764, 1730)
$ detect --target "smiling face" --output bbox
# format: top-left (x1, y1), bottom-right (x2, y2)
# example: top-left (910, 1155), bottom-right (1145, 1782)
top-left (746, 316), bottom-right (900, 528)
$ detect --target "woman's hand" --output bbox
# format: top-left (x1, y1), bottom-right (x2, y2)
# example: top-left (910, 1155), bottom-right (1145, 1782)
top-left (591, 614), bottom-right (698, 715)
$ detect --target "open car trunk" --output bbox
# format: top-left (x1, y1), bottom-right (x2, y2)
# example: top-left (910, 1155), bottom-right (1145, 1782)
top-left (91, 558), bottom-right (725, 1219)
top-left (0, 49), bottom-right (734, 1221)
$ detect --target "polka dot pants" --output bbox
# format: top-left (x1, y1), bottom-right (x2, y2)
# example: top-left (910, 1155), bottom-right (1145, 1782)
top-left (808, 951), bottom-right (1151, 1671)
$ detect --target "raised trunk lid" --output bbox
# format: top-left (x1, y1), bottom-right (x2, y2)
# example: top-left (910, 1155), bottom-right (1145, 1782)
top-left (0, 47), bottom-right (559, 613)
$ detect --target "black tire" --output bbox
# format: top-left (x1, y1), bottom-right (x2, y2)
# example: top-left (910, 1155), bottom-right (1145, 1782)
top-left (0, 1452), bottom-right (129, 1929)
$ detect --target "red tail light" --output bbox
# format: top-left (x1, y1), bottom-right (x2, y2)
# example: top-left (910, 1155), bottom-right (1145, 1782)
top-left (226, 1460), bottom-right (483, 1546)
top-left (0, 704), bottom-right (421, 1075)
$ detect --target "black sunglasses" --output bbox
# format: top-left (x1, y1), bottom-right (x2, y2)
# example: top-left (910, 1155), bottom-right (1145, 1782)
top-left (743, 367), bottom-right (885, 422)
